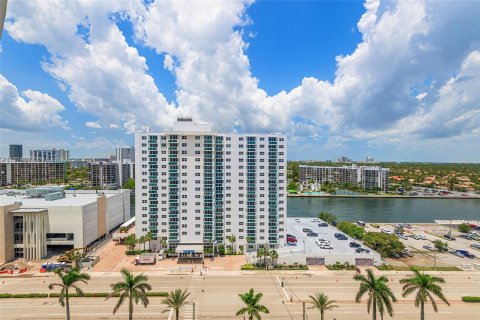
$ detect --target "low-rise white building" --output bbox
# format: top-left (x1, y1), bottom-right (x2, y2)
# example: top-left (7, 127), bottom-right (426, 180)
top-left (0, 187), bottom-right (130, 264)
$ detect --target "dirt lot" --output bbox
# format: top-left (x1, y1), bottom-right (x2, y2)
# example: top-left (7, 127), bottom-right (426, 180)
top-left (365, 223), bottom-right (480, 270)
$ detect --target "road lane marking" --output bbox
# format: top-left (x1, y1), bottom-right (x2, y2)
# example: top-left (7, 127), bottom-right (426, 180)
top-left (275, 275), bottom-right (290, 300)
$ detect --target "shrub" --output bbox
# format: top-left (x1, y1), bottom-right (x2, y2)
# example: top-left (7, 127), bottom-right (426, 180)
top-left (125, 249), bottom-right (149, 255)
top-left (326, 262), bottom-right (356, 270)
top-left (146, 292), bottom-right (168, 297)
top-left (241, 264), bottom-right (256, 270)
top-left (462, 296), bottom-right (480, 303)
top-left (218, 244), bottom-right (225, 256)
top-left (376, 263), bottom-right (394, 271)
top-left (0, 293), bottom-right (48, 298)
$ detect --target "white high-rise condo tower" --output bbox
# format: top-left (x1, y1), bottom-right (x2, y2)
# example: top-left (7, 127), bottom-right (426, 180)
top-left (135, 117), bottom-right (287, 254)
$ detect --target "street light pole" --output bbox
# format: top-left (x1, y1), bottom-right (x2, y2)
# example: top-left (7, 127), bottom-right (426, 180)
top-left (303, 240), bottom-right (305, 254)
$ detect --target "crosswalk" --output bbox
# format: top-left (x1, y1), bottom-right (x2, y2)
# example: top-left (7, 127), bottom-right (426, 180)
top-left (183, 275), bottom-right (201, 319)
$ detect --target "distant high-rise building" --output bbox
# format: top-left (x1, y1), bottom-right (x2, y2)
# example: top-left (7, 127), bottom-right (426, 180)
top-left (30, 149), bottom-right (70, 162)
top-left (336, 156), bottom-right (352, 163)
top-left (0, 160), bottom-right (66, 186)
top-left (365, 156), bottom-right (375, 163)
top-left (299, 164), bottom-right (389, 192)
top-left (9, 145), bottom-right (22, 160)
top-left (115, 147), bottom-right (135, 162)
top-left (135, 117), bottom-right (287, 252)
top-left (87, 161), bottom-right (131, 189)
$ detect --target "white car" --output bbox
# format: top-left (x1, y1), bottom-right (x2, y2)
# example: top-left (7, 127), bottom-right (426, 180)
top-left (311, 218), bottom-right (317, 222)
top-left (398, 234), bottom-right (408, 240)
top-left (295, 218), bottom-right (300, 222)
top-left (381, 228), bottom-right (393, 234)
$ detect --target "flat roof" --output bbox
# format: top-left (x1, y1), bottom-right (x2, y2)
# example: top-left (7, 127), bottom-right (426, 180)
top-left (0, 189), bottom-right (128, 207)
top-left (9, 208), bottom-right (47, 213)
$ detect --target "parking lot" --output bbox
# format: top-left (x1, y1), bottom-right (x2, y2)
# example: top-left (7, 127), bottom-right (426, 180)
top-left (272, 218), bottom-right (381, 266)
top-left (364, 223), bottom-right (480, 269)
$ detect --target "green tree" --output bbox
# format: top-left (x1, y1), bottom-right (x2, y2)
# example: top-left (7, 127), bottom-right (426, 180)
top-left (161, 289), bottom-right (191, 320)
top-left (139, 236), bottom-right (146, 251)
top-left (68, 251), bottom-right (84, 269)
top-left (362, 232), bottom-right (405, 257)
top-left (48, 268), bottom-right (91, 320)
top-left (458, 223), bottom-right (470, 233)
top-left (145, 231), bottom-right (153, 251)
top-left (287, 180), bottom-right (298, 192)
top-left (432, 240), bottom-right (448, 252)
top-left (400, 268), bottom-right (450, 320)
top-left (236, 288), bottom-right (270, 320)
top-left (227, 234), bottom-right (237, 254)
top-left (354, 269), bottom-right (397, 320)
top-left (124, 234), bottom-right (137, 251)
top-left (123, 178), bottom-right (135, 190)
top-left (309, 292), bottom-right (339, 320)
top-left (269, 250), bottom-right (278, 266)
top-left (337, 221), bottom-right (365, 239)
top-left (107, 268), bottom-right (152, 320)
top-left (318, 212), bottom-right (337, 224)
top-left (218, 244), bottom-right (225, 256)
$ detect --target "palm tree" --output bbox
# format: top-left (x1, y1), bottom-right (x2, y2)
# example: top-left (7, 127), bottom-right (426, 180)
top-left (161, 289), bottom-right (191, 320)
top-left (236, 288), bottom-right (270, 320)
top-left (107, 268), bottom-right (152, 320)
top-left (309, 292), bottom-right (339, 320)
top-left (354, 269), bottom-right (397, 320)
top-left (400, 268), bottom-right (450, 320)
top-left (139, 235), bottom-right (146, 251)
top-left (227, 234), bottom-right (236, 254)
top-left (48, 268), bottom-right (91, 320)
top-left (269, 250), bottom-right (278, 267)
top-left (145, 231), bottom-right (153, 251)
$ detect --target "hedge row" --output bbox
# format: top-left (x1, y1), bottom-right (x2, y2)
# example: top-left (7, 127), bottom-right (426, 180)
top-left (462, 296), bottom-right (480, 303)
top-left (0, 293), bottom-right (48, 298)
top-left (0, 292), bottom-right (168, 299)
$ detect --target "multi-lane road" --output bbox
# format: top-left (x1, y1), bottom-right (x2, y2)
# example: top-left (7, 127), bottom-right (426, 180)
top-left (1, 270), bottom-right (479, 319)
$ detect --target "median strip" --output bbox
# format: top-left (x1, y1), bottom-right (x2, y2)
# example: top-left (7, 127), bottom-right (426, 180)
top-left (0, 292), bottom-right (168, 299)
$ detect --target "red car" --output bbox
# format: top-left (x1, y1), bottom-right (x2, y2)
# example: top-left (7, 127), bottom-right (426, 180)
top-left (287, 236), bottom-right (297, 243)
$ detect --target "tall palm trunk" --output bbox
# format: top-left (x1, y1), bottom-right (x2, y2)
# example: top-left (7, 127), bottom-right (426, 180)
top-left (372, 298), bottom-right (377, 320)
top-left (129, 295), bottom-right (133, 320)
top-left (321, 309), bottom-right (325, 320)
top-left (66, 288), bottom-right (70, 320)
top-left (420, 301), bottom-right (424, 320)
top-left (175, 308), bottom-right (179, 320)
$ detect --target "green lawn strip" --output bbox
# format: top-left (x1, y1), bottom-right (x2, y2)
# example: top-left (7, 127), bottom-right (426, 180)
top-left (462, 296), bottom-right (480, 303)
top-left (392, 266), bottom-right (462, 271)
top-left (0, 292), bottom-right (167, 298)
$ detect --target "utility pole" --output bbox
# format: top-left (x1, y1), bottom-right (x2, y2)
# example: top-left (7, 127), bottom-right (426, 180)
top-left (303, 301), bottom-right (306, 320)
top-left (193, 301), bottom-right (195, 320)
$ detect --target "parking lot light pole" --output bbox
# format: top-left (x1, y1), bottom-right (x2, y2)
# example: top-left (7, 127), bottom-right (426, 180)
top-left (303, 240), bottom-right (305, 254)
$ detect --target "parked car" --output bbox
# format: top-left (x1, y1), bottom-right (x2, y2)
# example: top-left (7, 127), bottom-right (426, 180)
top-left (286, 242), bottom-right (297, 246)
top-left (295, 218), bottom-right (301, 222)
top-left (287, 237), bottom-right (297, 243)
top-left (320, 244), bottom-right (333, 250)
top-left (303, 228), bottom-right (312, 233)
top-left (456, 250), bottom-right (475, 259)
top-left (356, 248), bottom-right (370, 254)
top-left (397, 234), bottom-right (408, 240)
top-left (444, 234), bottom-right (456, 241)
top-left (350, 242), bottom-right (361, 248)
top-left (470, 244), bottom-right (480, 250)
top-left (423, 245), bottom-right (433, 251)
top-left (311, 218), bottom-right (317, 222)
top-left (337, 236), bottom-right (348, 240)
top-left (381, 228), bottom-right (393, 234)
top-left (459, 234), bottom-right (474, 240)
top-left (318, 222), bottom-right (328, 227)
top-left (371, 223), bottom-right (380, 228)
top-left (417, 234), bottom-right (426, 240)
top-left (334, 233), bottom-right (345, 238)
top-left (450, 250), bottom-right (464, 258)
top-left (306, 232), bottom-right (318, 237)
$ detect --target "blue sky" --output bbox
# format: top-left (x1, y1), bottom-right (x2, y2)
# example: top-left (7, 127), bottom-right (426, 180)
top-left (1, 0), bottom-right (480, 162)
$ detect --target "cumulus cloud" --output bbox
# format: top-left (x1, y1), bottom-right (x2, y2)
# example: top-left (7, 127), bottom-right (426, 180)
top-left (85, 121), bottom-right (102, 129)
top-left (0, 75), bottom-right (68, 131)
top-left (4, 0), bottom-right (480, 158)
